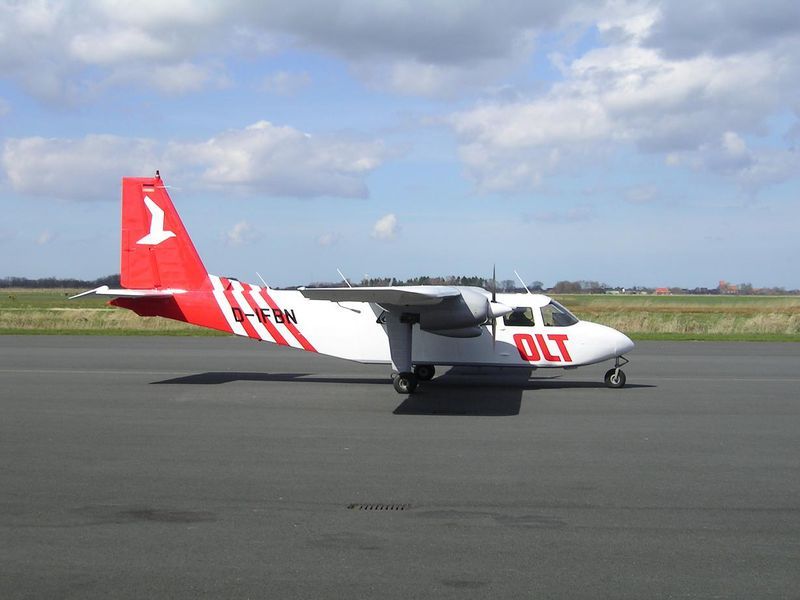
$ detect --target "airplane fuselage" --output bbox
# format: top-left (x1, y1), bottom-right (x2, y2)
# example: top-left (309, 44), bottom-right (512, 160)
top-left (116, 278), bottom-right (633, 370)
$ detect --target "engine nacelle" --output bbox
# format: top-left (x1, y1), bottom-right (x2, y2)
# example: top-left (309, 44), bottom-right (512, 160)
top-left (418, 287), bottom-right (510, 333)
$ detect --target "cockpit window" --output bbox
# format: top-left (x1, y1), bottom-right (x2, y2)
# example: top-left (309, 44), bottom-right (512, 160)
top-left (541, 300), bottom-right (579, 327)
top-left (504, 307), bottom-right (536, 327)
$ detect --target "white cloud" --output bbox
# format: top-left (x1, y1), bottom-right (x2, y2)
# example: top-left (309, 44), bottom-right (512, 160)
top-left (0, 1), bottom-right (589, 102)
top-left (94, 61), bottom-right (229, 96)
top-left (645, 0), bottom-right (800, 59)
top-left (371, 213), bottom-right (398, 240)
top-left (667, 133), bottom-right (800, 190)
top-left (90, 0), bottom-right (223, 29)
top-left (3, 0), bottom-right (800, 105)
top-left (69, 28), bottom-right (174, 65)
top-left (13, 0), bottom-right (61, 35)
top-left (447, 3), bottom-right (800, 191)
top-left (224, 221), bottom-right (257, 246)
top-left (2, 121), bottom-right (388, 200)
top-left (0, 1), bottom-right (226, 102)
top-left (3, 1), bottom-right (799, 194)
top-left (151, 62), bottom-right (225, 95)
top-left (2, 135), bottom-right (160, 200)
top-left (260, 71), bottom-right (311, 95)
top-left (35, 230), bottom-right (55, 245)
top-left (317, 232), bottom-right (340, 247)
top-left (357, 52), bottom-right (529, 97)
top-left (169, 120), bottom-right (387, 198)
top-left (624, 184), bottom-right (660, 205)
top-left (722, 131), bottom-right (747, 157)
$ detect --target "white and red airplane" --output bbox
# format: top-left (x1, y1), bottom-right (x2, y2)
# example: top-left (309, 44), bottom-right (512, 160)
top-left (74, 175), bottom-right (634, 394)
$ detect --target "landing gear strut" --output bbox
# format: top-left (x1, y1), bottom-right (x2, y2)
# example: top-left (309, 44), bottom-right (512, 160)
top-left (604, 355), bottom-right (629, 389)
top-left (386, 313), bottom-right (417, 394)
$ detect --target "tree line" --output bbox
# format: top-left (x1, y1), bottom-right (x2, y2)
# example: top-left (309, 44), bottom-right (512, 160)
top-left (1, 274), bottom-right (120, 288)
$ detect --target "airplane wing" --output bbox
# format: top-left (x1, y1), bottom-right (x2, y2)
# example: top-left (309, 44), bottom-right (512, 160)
top-left (69, 285), bottom-right (186, 299)
top-left (299, 286), bottom-right (461, 307)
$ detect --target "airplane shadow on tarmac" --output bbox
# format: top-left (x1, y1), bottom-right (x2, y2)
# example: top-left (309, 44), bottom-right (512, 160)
top-left (154, 367), bottom-right (654, 417)
top-left (395, 368), bottom-right (653, 416)
top-left (153, 372), bottom-right (386, 386)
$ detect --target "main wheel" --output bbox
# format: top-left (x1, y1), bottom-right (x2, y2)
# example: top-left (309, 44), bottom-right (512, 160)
top-left (604, 368), bottom-right (626, 388)
top-left (414, 364), bottom-right (435, 381)
top-left (393, 372), bottom-right (418, 394)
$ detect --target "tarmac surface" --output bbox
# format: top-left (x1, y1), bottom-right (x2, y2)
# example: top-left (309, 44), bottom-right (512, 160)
top-left (1, 336), bottom-right (799, 599)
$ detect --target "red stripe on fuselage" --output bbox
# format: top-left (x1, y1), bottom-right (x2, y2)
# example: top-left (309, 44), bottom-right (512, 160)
top-left (259, 286), bottom-right (317, 353)
top-left (220, 277), bottom-right (289, 345)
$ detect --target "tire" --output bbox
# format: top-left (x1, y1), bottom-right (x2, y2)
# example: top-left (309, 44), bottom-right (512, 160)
top-left (604, 368), bottom-right (626, 389)
top-left (393, 372), bottom-right (418, 394)
top-left (414, 364), bottom-right (435, 381)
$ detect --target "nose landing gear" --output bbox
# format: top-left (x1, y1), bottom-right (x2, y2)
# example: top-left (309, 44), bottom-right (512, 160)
top-left (604, 355), bottom-right (629, 389)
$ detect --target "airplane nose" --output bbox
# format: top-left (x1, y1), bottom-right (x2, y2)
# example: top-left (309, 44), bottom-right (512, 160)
top-left (615, 331), bottom-right (635, 355)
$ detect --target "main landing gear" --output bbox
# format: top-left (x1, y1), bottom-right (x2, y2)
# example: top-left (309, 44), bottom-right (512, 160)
top-left (604, 355), bottom-right (629, 389)
top-left (386, 312), bottom-right (421, 395)
top-left (392, 372), bottom-right (418, 394)
top-left (390, 365), bottom-right (434, 394)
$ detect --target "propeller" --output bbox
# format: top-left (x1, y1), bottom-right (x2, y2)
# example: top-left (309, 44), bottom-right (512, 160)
top-left (491, 265), bottom-right (497, 345)
top-left (492, 264), bottom-right (496, 303)
top-left (487, 265), bottom-right (514, 346)
top-left (486, 266), bottom-right (513, 346)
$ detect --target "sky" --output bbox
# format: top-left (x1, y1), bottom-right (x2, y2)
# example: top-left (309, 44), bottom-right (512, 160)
top-left (1, 0), bottom-right (799, 289)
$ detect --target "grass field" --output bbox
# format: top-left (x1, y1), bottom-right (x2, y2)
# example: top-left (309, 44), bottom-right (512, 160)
top-left (553, 294), bottom-right (800, 342)
top-left (1, 289), bottom-right (799, 341)
top-left (0, 289), bottom-right (222, 336)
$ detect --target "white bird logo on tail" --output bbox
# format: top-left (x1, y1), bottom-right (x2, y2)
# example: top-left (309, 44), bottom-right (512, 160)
top-left (136, 196), bottom-right (176, 245)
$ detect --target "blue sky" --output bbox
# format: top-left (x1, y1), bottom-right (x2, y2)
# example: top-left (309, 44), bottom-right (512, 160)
top-left (1, 0), bottom-right (799, 288)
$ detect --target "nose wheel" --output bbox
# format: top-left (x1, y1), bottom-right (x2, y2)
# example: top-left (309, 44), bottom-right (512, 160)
top-left (604, 356), bottom-right (629, 389)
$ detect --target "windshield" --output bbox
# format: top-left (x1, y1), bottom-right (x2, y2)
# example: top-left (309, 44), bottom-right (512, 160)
top-left (541, 300), bottom-right (579, 327)
top-left (504, 307), bottom-right (536, 327)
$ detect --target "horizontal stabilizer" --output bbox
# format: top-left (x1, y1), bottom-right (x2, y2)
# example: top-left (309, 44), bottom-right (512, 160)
top-left (69, 285), bottom-right (187, 300)
top-left (299, 286), bottom-right (461, 307)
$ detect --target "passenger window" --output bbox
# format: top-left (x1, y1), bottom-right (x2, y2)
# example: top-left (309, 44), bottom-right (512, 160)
top-left (504, 307), bottom-right (535, 327)
top-left (541, 301), bottom-right (579, 327)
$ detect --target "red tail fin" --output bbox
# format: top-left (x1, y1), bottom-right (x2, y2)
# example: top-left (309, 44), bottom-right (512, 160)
top-left (121, 176), bottom-right (209, 291)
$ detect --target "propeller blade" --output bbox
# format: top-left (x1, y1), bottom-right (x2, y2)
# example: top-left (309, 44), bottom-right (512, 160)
top-left (491, 317), bottom-right (497, 348)
top-left (492, 264), bottom-right (496, 303)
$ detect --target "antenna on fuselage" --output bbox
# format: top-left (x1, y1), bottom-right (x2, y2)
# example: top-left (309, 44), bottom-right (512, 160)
top-left (336, 268), bottom-right (352, 288)
top-left (256, 272), bottom-right (270, 290)
top-left (514, 270), bottom-right (532, 294)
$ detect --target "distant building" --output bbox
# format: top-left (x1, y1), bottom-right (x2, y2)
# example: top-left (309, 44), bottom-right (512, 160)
top-left (718, 280), bottom-right (738, 294)
top-left (655, 287), bottom-right (671, 295)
